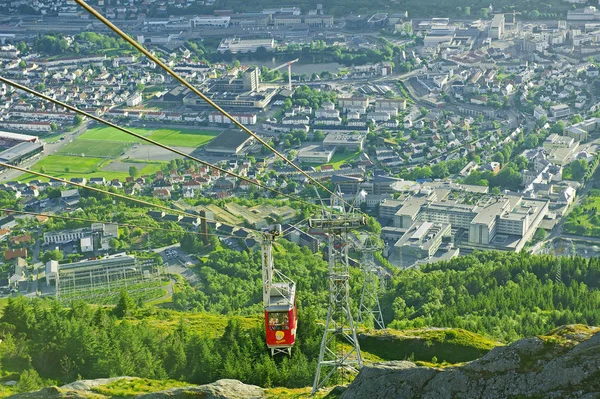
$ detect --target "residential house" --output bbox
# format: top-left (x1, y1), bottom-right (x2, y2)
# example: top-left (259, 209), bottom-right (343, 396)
top-left (10, 234), bottom-right (32, 245)
top-left (5, 248), bottom-right (27, 260)
top-left (154, 188), bottom-right (171, 199)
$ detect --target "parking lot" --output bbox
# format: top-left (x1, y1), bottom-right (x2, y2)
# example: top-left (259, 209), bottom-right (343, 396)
top-left (155, 244), bottom-right (198, 285)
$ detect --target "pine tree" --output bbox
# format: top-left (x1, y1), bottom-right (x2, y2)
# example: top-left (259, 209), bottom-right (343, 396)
top-left (16, 369), bottom-right (43, 393)
top-left (113, 290), bottom-right (137, 318)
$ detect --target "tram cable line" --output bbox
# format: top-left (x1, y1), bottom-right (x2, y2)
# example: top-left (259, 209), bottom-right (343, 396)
top-left (73, 0), bottom-right (363, 216)
top-left (23, 1), bottom-right (376, 385)
top-left (0, 161), bottom-right (258, 236)
top-left (0, 77), bottom-right (315, 210)
top-left (0, 208), bottom-right (241, 240)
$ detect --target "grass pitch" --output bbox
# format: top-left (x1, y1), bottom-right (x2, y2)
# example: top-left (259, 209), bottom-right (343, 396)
top-left (78, 126), bottom-right (151, 142)
top-left (147, 128), bottom-right (218, 147)
top-left (57, 139), bottom-right (131, 158)
top-left (33, 154), bottom-right (108, 174)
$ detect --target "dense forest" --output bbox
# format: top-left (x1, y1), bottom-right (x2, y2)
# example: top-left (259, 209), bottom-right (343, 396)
top-left (0, 297), bottom-right (322, 390)
top-left (1, 249), bottom-right (599, 391)
top-left (176, 247), bottom-right (600, 342)
top-left (383, 252), bottom-right (600, 341)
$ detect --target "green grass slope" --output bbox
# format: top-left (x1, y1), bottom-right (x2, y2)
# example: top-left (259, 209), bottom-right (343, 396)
top-left (358, 327), bottom-right (501, 364)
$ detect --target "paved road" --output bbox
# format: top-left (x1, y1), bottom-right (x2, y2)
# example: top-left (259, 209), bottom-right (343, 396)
top-left (559, 234), bottom-right (600, 244)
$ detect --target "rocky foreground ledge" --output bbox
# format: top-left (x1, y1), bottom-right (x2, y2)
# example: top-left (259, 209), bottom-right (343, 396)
top-left (6, 378), bottom-right (264, 399)
top-left (341, 325), bottom-right (600, 399)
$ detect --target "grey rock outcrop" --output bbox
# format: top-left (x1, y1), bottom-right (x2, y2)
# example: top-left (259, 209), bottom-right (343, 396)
top-left (342, 326), bottom-right (600, 399)
top-left (7, 378), bottom-right (264, 399)
top-left (136, 379), bottom-right (264, 399)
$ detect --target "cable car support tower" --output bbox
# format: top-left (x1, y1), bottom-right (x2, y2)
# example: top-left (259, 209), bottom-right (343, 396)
top-left (357, 238), bottom-right (386, 331)
top-left (310, 196), bottom-right (366, 394)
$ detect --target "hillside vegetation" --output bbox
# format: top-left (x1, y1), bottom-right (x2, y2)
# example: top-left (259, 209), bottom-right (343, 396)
top-left (382, 252), bottom-right (600, 341)
top-left (1, 248), bottom-right (599, 396)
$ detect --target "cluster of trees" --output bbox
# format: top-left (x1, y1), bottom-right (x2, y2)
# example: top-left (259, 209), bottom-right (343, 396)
top-left (2, 245), bottom-right (599, 389)
top-left (382, 251), bottom-right (600, 342)
top-left (463, 163), bottom-right (523, 191)
top-left (462, 154), bottom-right (527, 191)
top-left (564, 189), bottom-right (600, 236)
top-left (0, 296), bottom-right (323, 389)
top-left (565, 159), bottom-right (589, 181)
top-left (292, 85), bottom-right (337, 110)
top-left (0, 190), bottom-right (22, 212)
top-left (172, 241), bottom-right (331, 315)
top-left (33, 32), bottom-right (133, 56)
top-left (398, 159), bottom-right (468, 181)
top-left (33, 34), bottom-right (69, 55)
top-left (179, 232), bottom-right (219, 255)
top-left (74, 32), bottom-right (133, 54)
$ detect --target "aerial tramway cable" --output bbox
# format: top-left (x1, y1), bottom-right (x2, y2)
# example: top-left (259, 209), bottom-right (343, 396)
top-left (0, 77), bottom-right (315, 209)
top-left (0, 208), bottom-right (241, 240)
top-left (0, 161), bottom-right (260, 235)
top-left (2, 162), bottom-right (301, 354)
top-left (73, 0), bottom-right (364, 215)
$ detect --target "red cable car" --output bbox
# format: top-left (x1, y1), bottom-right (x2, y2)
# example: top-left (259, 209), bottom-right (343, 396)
top-left (264, 282), bottom-right (297, 356)
top-left (262, 225), bottom-right (298, 356)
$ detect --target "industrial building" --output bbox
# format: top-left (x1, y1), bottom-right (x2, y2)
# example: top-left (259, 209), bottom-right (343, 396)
top-left (392, 191), bottom-right (549, 252)
top-left (203, 129), bottom-right (254, 156)
top-left (217, 37), bottom-right (275, 54)
top-left (0, 141), bottom-right (44, 167)
top-left (394, 221), bottom-right (454, 265)
top-left (297, 145), bottom-right (336, 163)
top-left (43, 223), bottom-right (118, 252)
top-left (185, 67), bottom-right (277, 110)
top-left (55, 253), bottom-right (162, 304)
top-left (190, 16), bottom-right (231, 28)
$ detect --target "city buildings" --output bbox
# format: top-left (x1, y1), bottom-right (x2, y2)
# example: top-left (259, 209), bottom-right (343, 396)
top-left (489, 14), bottom-right (505, 40)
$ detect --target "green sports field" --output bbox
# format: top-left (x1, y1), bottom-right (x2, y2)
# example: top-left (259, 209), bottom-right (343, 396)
top-left (146, 128), bottom-right (218, 147)
top-left (34, 155), bottom-right (108, 174)
top-left (57, 140), bottom-right (131, 158)
top-left (75, 126), bottom-right (218, 148)
top-left (77, 126), bottom-right (151, 143)
top-left (14, 125), bottom-right (219, 182)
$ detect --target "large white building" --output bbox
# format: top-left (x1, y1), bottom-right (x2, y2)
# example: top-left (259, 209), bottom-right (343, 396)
top-left (126, 92), bottom-right (143, 107)
top-left (323, 133), bottom-right (366, 151)
top-left (489, 14), bottom-right (505, 40)
top-left (217, 37), bottom-right (275, 54)
top-left (393, 192), bottom-right (548, 252)
top-left (550, 104), bottom-right (571, 119)
top-left (297, 144), bottom-right (335, 163)
top-left (209, 112), bottom-right (257, 125)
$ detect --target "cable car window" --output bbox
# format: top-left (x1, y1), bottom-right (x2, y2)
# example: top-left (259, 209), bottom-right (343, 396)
top-left (268, 312), bottom-right (289, 331)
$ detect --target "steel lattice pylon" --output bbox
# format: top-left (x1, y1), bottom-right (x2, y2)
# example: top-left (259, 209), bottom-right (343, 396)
top-left (357, 240), bottom-right (385, 331)
top-left (310, 215), bottom-right (365, 395)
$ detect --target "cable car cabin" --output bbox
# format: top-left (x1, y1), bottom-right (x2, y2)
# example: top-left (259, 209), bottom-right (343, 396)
top-left (264, 282), bottom-right (297, 356)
